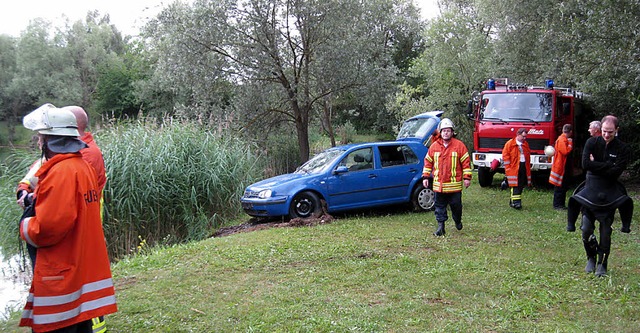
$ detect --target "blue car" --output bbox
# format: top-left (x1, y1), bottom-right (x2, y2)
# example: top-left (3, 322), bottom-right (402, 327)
top-left (241, 111), bottom-right (443, 218)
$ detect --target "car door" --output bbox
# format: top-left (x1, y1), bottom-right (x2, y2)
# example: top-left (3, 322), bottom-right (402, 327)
top-left (374, 144), bottom-right (422, 203)
top-left (323, 147), bottom-right (377, 210)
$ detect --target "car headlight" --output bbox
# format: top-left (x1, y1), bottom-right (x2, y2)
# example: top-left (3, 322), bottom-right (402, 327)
top-left (257, 189), bottom-right (272, 199)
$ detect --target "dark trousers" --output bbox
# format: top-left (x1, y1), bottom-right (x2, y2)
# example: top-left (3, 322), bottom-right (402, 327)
top-left (581, 209), bottom-right (614, 259)
top-left (510, 162), bottom-right (528, 204)
top-left (434, 191), bottom-right (462, 224)
top-left (553, 184), bottom-right (568, 208)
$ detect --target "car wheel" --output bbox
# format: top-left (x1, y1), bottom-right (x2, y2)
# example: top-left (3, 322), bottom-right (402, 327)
top-left (289, 191), bottom-right (322, 219)
top-left (412, 185), bottom-right (435, 211)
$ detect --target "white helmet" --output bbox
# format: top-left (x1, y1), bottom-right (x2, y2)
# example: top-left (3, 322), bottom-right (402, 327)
top-left (438, 118), bottom-right (455, 131)
top-left (544, 145), bottom-right (555, 157)
top-left (23, 103), bottom-right (80, 137)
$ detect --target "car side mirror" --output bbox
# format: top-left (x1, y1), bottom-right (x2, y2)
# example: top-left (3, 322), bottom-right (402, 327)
top-left (334, 166), bottom-right (349, 174)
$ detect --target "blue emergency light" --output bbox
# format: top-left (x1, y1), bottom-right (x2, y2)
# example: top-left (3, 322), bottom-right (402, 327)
top-left (545, 79), bottom-right (554, 89)
top-left (487, 79), bottom-right (496, 90)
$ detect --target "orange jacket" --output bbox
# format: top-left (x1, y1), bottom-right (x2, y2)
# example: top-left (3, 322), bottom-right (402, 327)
top-left (549, 133), bottom-right (573, 186)
top-left (19, 153), bottom-right (117, 331)
top-left (80, 132), bottom-right (107, 192)
top-left (502, 138), bottom-right (531, 187)
top-left (423, 138), bottom-right (472, 193)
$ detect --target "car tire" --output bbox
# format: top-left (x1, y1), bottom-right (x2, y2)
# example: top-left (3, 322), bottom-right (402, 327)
top-left (289, 191), bottom-right (322, 219)
top-left (412, 185), bottom-right (435, 211)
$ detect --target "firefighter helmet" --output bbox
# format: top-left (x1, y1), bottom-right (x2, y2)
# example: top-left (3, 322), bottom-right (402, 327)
top-left (438, 118), bottom-right (455, 131)
top-left (23, 103), bottom-right (80, 137)
top-left (544, 145), bottom-right (555, 157)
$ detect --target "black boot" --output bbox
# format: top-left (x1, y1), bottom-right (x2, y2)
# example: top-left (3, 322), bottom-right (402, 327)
top-left (583, 234), bottom-right (598, 274)
top-left (434, 222), bottom-right (445, 236)
top-left (455, 220), bottom-right (463, 231)
top-left (585, 256), bottom-right (596, 273)
top-left (595, 253), bottom-right (608, 277)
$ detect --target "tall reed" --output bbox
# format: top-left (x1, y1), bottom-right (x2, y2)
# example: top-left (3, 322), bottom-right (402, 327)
top-left (98, 118), bottom-right (265, 258)
top-left (0, 149), bottom-right (39, 257)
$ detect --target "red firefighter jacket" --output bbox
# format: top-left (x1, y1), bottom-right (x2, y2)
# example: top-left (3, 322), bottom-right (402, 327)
top-left (80, 132), bottom-right (107, 193)
top-left (502, 137), bottom-right (532, 187)
top-left (19, 153), bottom-right (117, 332)
top-left (549, 133), bottom-right (573, 186)
top-left (422, 137), bottom-right (473, 193)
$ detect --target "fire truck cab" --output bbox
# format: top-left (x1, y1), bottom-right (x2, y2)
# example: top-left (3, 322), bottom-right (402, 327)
top-left (467, 78), bottom-right (592, 187)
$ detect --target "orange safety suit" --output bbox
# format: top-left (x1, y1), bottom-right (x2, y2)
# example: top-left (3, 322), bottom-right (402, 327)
top-left (423, 137), bottom-right (473, 193)
top-left (80, 132), bottom-right (107, 192)
top-left (19, 153), bottom-right (117, 332)
top-left (502, 137), bottom-right (531, 187)
top-left (549, 133), bottom-right (573, 187)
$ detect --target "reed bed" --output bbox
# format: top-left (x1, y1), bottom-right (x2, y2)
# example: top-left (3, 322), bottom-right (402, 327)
top-left (0, 149), bottom-right (39, 256)
top-left (100, 118), bottom-right (265, 258)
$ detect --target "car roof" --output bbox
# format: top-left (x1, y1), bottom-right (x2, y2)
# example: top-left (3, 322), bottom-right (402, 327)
top-left (404, 110), bottom-right (444, 121)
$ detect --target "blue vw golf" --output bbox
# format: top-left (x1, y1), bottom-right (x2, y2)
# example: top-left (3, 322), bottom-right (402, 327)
top-left (241, 111), bottom-right (443, 219)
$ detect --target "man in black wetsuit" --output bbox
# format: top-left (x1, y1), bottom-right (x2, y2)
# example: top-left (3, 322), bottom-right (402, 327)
top-left (567, 115), bottom-right (633, 277)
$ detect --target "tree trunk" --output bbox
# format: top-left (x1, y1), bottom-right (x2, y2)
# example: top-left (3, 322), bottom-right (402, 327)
top-left (322, 98), bottom-right (336, 147)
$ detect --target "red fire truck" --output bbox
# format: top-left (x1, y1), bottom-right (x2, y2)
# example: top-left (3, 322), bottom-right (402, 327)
top-left (467, 78), bottom-right (593, 187)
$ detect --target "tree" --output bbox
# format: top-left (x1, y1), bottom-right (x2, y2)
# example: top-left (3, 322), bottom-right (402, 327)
top-left (0, 35), bottom-right (18, 144)
top-left (143, 0), bottom-right (422, 161)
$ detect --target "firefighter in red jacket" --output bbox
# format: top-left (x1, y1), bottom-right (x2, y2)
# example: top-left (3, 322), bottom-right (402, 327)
top-left (502, 128), bottom-right (531, 209)
top-left (19, 104), bottom-right (117, 332)
top-left (422, 118), bottom-right (472, 236)
top-left (549, 124), bottom-right (573, 209)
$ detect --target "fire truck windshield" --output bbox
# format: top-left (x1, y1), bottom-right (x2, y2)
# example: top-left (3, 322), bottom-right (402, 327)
top-left (482, 93), bottom-right (552, 122)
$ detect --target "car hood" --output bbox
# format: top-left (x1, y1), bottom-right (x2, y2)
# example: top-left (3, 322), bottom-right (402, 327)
top-left (246, 172), bottom-right (314, 191)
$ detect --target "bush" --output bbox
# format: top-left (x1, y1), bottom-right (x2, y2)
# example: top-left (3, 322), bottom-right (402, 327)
top-left (98, 118), bottom-right (266, 258)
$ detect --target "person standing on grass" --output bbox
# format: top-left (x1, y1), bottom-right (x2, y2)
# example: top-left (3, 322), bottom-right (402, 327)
top-left (567, 115), bottom-right (633, 277)
top-left (19, 103), bottom-right (117, 332)
top-left (502, 128), bottom-right (531, 209)
top-left (422, 118), bottom-right (472, 236)
top-left (549, 124), bottom-right (573, 210)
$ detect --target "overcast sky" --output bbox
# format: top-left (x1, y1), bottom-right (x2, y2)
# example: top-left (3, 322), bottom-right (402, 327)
top-left (0, 0), bottom-right (440, 37)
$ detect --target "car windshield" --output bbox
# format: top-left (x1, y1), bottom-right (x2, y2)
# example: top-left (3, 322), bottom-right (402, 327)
top-left (295, 148), bottom-right (345, 174)
top-left (481, 93), bottom-right (552, 122)
top-left (397, 117), bottom-right (439, 139)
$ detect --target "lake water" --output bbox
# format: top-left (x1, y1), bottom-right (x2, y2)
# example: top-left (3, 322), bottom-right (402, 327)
top-left (0, 250), bottom-right (31, 320)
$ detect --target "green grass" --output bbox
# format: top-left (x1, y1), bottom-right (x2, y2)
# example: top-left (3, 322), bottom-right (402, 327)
top-left (2, 177), bottom-right (640, 332)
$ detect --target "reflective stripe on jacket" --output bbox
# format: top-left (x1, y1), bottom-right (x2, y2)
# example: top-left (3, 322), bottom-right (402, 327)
top-left (19, 153), bottom-right (117, 331)
top-left (549, 133), bottom-right (573, 186)
top-left (422, 138), bottom-right (472, 193)
top-left (502, 138), bottom-right (531, 187)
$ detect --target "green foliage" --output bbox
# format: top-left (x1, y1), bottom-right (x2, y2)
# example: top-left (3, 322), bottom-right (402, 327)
top-left (98, 118), bottom-right (266, 258)
top-left (0, 149), bottom-right (38, 257)
top-left (4, 177), bottom-right (638, 331)
top-left (336, 121), bottom-right (357, 145)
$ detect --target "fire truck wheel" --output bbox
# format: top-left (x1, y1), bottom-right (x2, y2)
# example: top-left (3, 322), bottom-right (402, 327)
top-left (477, 167), bottom-right (494, 187)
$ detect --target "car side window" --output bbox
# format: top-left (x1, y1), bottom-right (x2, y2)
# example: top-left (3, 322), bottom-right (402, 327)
top-left (380, 145), bottom-right (417, 167)
top-left (339, 148), bottom-right (373, 172)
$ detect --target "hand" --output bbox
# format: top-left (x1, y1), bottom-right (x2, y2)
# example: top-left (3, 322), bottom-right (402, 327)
top-left (463, 179), bottom-right (471, 188)
top-left (16, 190), bottom-right (28, 208)
top-left (422, 178), bottom-right (429, 188)
top-left (590, 154), bottom-right (594, 161)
